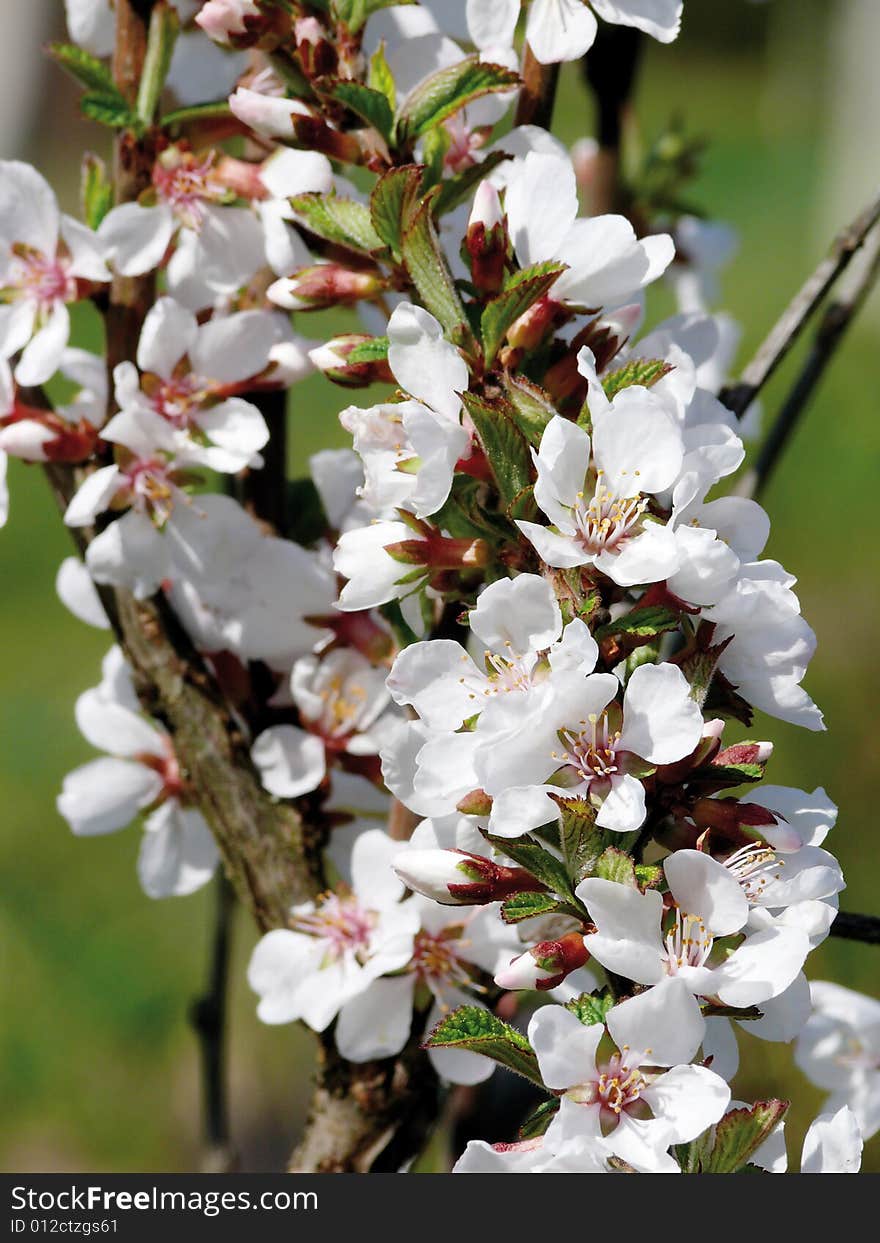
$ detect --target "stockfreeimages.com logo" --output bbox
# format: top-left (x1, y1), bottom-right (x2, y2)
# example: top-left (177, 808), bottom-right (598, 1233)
top-left (11, 1186), bottom-right (318, 1219)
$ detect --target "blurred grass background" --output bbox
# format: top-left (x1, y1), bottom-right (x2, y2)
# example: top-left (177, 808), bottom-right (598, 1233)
top-left (1, 1), bottom-right (878, 1171)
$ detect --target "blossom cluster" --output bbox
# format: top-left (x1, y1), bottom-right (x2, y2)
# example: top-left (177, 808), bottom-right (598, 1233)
top-left (3, 0), bottom-right (874, 1174)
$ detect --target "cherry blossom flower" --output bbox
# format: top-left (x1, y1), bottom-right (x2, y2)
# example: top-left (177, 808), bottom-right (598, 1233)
top-left (57, 647), bottom-right (218, 898)
top-left (0, 162), bottom-right (109, 385)
top-left (795, 981), bottom-right (880, 1141)
top-left (247, 829), bottom-right (419, 1031)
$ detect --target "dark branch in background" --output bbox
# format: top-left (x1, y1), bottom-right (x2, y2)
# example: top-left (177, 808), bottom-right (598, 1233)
top-left (830, 911), bottom-right (880, 946)
top-left (721, 189), bottom-right (880, 418)
top-left (736, 229), bottom-right (880, 499)
top-left (237, 388), bottom-right (289, 536)
top-left (513, 45), bottom-right (559, 129)
top-left (581, 28), bottom-right (643, 216)
top-left (191, 874), bottom-right (237, 1171)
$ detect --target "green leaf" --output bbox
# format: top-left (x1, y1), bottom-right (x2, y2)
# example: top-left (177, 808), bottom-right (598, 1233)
top-left (595, 605), bottom-right (680, 643)
top-left (345, 336), bottom-right (390, 365)
top-left (289, 191), bottom-right (385, 255)
top-left (370, 164), bottom-right (423, 258)
top-left (137, 1), bottom-right (179, 125)
top-left (500, 891), bottom-right (567, 925)
top-left (49, 42), bottom-right (116, 94)
top-left (325, 80), bottom-right (394, 143)
top-left (396, 55), bottom-right (520, 144)
top-left (565, 990), bottom-right (615, 1027)
top-left (501, 373), bottom-right (557, 446)
top-left (557, 798), bottom-right (613, 885)
top-left (635, 864), bottom-right (664, 890)
top-left (80, 154), bottom-right (112, 231)
top-left (595, 847), bottom-right (637, 887)
top-left (461, 392), bottom-right (532, 508)
top-left (485, 833), bottom-right (579, 906)
top-left (518, 1097), bottom-right (560, 1140)
top-left (432, 150), bottom-right (511, 217)
top-left (701, 1100), bottom-right (789, 1174)
top-left (400, 189), bottom-right (472, 345)
top-left (333, 0), bottom-right (414, 34)
top-left (431, 475), bottom-right (516, 544)
top-left (481, 262), bottom-right (567, 368)
top-left (419, 125), bottom-right (451, 189)
top-left (160, 100), bottom-right (233, 129)
top-left (368, 42), bottom-right (396, 114)
top-left (425, 1006), bottom-right (544, 1087)
top-left (602, 357), bottom-right (674, 399)
top-left (80, 92), bottom-right (140, 130)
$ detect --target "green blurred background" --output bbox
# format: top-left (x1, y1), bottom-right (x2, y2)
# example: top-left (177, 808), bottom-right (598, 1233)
top-left (1, 1), bottom-right (878, 1171)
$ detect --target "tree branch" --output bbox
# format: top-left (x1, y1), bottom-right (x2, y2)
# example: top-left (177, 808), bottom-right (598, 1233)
top-left (191, 873), bottom-right (237, 1171)
top-left (721, 188), bottom-right (880, 419)
top-left (581, 27), bottom-right (643, 216)
top-left (829, 911), bottom-right (880, 946)
top-left (514, 45), bottom-right (559, 130)
top-left (735, 228), bottom-right (880, 498)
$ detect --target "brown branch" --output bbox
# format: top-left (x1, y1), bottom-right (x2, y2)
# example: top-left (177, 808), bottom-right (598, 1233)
top-left (829, 911), bottom-right (880, 946)
top-left (514, 45), bottom-right (559, 130)
top-left (736, 229), bottom-right (880, 499)
top-left (721, 188), bottom-right (880, 419)
top-left (581, 27), bottom-right (643, 216)
top-left (191, 873), bottom-right (237, 1171)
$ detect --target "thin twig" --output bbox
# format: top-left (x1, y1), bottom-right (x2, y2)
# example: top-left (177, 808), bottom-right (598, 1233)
top-left (581, 27), bottom-right (643, 216)
top-left (736, 229), bottom-right (880, 499)
top-left (191, 873), bottom-right (237, 1171)
top-left (721, 188), bottom-right (880, 418)
top-left (514, 44), bottom-right (559, 130)
top-left (829, 911), bottom-right (880, 946)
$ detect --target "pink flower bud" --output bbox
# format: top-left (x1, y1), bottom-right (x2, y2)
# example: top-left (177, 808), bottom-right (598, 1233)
top-left (495, 933), bottom-right (590, 992)
top-left (393, 849), bottom-right (547, 906)
top-left (196, 0), bottom-right (261, 46)
top-left (465, 182), bottom-right (507, 294)
top-left (268, 266), bottom-right (389, 311)
top-left (308, 335), bottom-right (394, 388)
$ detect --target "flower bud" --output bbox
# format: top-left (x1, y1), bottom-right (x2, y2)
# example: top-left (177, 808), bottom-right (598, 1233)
top-left (308, 335), bottom-right (395, 388)
top-left (393, 849), bottom-right (547, 906)
top-left (495, 932), bottom-right (590, 992)
top-left (505, 294), bottom-right (568, 353)
top-left (465, 182), bottom-right (507, 294)
top-left (196, 0), bottom-right (288, 49)
top-left (268, 266), bottom-right (389, 312)
top-left (294, 16), bottom-right (338, 79)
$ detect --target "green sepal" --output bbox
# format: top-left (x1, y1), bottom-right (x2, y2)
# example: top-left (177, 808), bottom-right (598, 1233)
top-left (485, 833), bottom-right (580, 907)
top-left (565, 989), bottom-right (615, 1027)
top-left (345, 336), bottom-right (390, 365)
top-left (602, 357), bottom-right (674, 399)
top-left (594, 847), bottom-right (637, 887)
top-left (424, 1006), bottom-right (544, 1087)
top-left (700, 1100), bottom-right (789, 1174)
top-left (80, 154), bottom-right (112, 231)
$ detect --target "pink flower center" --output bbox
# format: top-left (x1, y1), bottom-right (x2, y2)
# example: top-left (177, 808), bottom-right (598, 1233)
top-left (122, 457), bottom-right (176, 524)
top-left (152, 151), bottom-right (223, 230)
top-left (571, 1050), bottom-right (649, 1122)
top-left (553, 711), bottom-right (622, 784)
top-left (293, 893), bottom-right (375, 960)
top-left (411, 928), bottom-right (472, 989)
top-left (723, 843), bottom-right (784, 901)
top-left (10, 245), bottom-right (75, 311)
top-left (664, 910), bottom-right (714, 972)
top-left (443, 115), bottom-right (486, 174)
top-left (572, 473), bottom-right (647, 555)
top-left (148, 373), bottom-right (206, 426)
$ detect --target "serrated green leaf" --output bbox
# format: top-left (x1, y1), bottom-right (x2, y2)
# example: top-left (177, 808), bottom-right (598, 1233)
top-left (557, 798), bottom-right (613, 885)
top-left (431, 474), bottom-right (516, 544)
top-left (518, 1097), bottom-right (560, 1140)
top-left (701, 763), bottom-right (764, 787)
top-left (345, 336), bottom-right (389, 365)
top-left (564, 990), bottom-right (615, 1027)
top-left (419, 125), bottom-right (451, 188)
top-left (602, 357), bottom-right (674, 399)
top-left (80, 92), bottom-right (140, 130)
top-left (290, 191), bottom-right (384, 255)
top-left (369, 164), bottom-right (423, 258)
top-left (396, 55), bottom-right (519, 144)
top-left (461, 392), bottom-right (532, 508)
top-left (702, 1100), bottom-right (789, 1174)
top-left (596, 605), bottom-right (680, 642)
top-left (401, 189), bottom-right (471, 345)
top-left (325, 80), bottom-right (394, 143)
top-left (481, 262), bottom-right (567, 368)
top-left (500, 891), bottom-right (566, 925)
top-left (595, 847), bottom-right (637, 887)
top-left (635, 864), bottom-right (664, 890)
top-left (425, 1005), bottom-right (544, 1086)
top-left (433, 150), bottom-right (511, 216)
top-left (49, 42), bottom-right (116, 94)
top-left (80, 154), bottom-right (112, 231)
top-left (501, 373), bottom-right (557, 446)
top-left (368, 42), bottom-right (396, 114)
top-left (485, 833), bottom-right (579, 906)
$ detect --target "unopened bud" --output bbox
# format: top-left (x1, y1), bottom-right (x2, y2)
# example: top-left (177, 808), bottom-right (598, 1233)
top-left (196, 0), bottom-right (288, 49)
top-left (268, 265), bottom-right (389, 311)
top-left (385, 531), bottom-right (488, 571)
top-left (505, 294), bottom-right (567, 353)
top-left (308, 335), bottom-right (394, 388)
top-left (465, 182), bottom-right (507, 294)
top-left (294, 16), bottom-right (337, 79)
top-left (393, 849), bottom-right (547, 906)
top-left (495, 932), bottom-right (589, 992)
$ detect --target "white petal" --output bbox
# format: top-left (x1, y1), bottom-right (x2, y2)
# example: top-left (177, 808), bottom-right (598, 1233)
top-left (801, 1107), bottom-right (862, 1173)
top-left (608, 975), bottom-right (705, 1066)
top-left (642, 1065), bottom-right (730, 1143)
top-left (75, 687), bottom-right (165, 758)
top-left (85, 509), bottom-right (171, 598)
top-left (57, 757), bottom-right (163, 836)
top-left (387, 302), bottom-right (468, 421)
top-left (15, 301), bottom-right (70, 386)
top-left (595, 520), bottom-right (680, 587)
top-left (590, 0), bottom-right (682, 44)
top-left (250, 725), bottom-right (326, 798)
top-left (487, 784), bottom-right (560, 838)
top-left (664, 849), bottom-right (749, 936)
top-left (595, 772), bottom-right (647, 832)
top-left (137, 297), bottom-right (198, 378)
top-left (576, 878), bottom-right (665, 985)
top-left (138, 802), bottom-right (218, 898)
top-left (533, 415), bottom-right (591, 523)
top-left (60, 214), bottom-right (110, 282)
top-left (192, 310), bottom-right (277, 385)
top-left (99, 203), bottom-right (175, 276)
top-left (335, 975), bottom-right (415, 1061)
top-left (526, 0), bottom-right (598, 64)
top-left (505, 152), bottom-right (578, 266)
top-left (714, 927), bottom-right (810, 1009)
top-left (470, 573), bottom-right (562, 654)
top-left (55, 557), bottom-right (110, 629)
top-left (386, 639), bottom-right (485, 730)
top-left (527, 1004), bottom-right (603, 1091)
top-left (351, 828), bottom-right (406, 909)
top-left (63, 464), bottom-right (121, 527)
top-left (592, 389), bottom-right (683, 495)
top-left (517, 520), bottom-right (587, 568)
top-left (247, 929), bottom-right (319, 1025)
top-left (0, 161), bottom-right (59, 254)
top-left (618, 662), bottom-right (702, 765)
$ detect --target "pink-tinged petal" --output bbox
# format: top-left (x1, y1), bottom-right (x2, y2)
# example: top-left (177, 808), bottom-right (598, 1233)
top-left (15, 300), bottom-right (69, 386)
top-left (335, 975), bottom-right (416, 1062)
top-left (137, 297), bottom-right (198, 378)
top-left (528, 1004), bottom-right (603, 1091)
top-left (608, 976), bottom-right (705, 1066)
top-left (664, 849), bottom-right (749, 936)
top-left (618, 662), bottom-right (703, 765)
top-left (251, 724), bottom-right (326, 799)
top-left (138, 802), bottom-right (218, 898)
top-left (57, 756), bottom-right (163, 837)
top-left (99, 203), bottom-right (175, 276)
